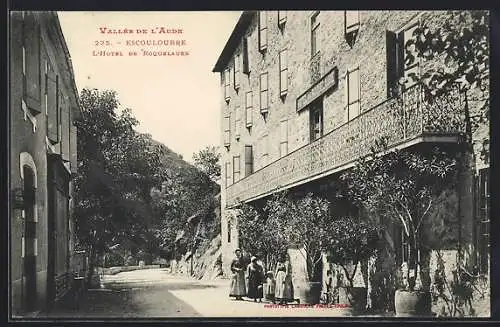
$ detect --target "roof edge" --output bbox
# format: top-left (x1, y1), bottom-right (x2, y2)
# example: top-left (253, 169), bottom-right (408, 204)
top-left (212, 11), bottom-right (257, 73)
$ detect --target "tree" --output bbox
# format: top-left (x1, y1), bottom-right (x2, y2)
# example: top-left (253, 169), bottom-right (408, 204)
top-left (339, 146), bottom-right (457, 291)
top-left (74, 88), bottom-right (162, 284)
top-left (326, 217), bottom-right (380, 288)
top-left (266, 192), bottom-right (335, 282)
top-left (192, 145), bottom-right (221, 183)
top-left (405, 10), bottom-right (489, 160)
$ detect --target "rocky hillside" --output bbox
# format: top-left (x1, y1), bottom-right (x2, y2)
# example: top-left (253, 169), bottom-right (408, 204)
top-left (171, 194), bottom-right (224, 280)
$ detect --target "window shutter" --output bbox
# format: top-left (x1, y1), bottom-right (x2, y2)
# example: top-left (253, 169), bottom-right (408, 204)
top-left (47, 66), bottom-right (58, 143)
top-left (386, 30), bottom-right (398, 98)
top-left (397, 31), bottom-right (405, 82)
top-left (225, 162), bottom-right (231, 187)
top-left (244, 145), bottom-right (253, 176)
top-left (23, 12), bottom-right (41, 113)
top-left (243, 38), bottom-right (250, 74)
top-left (70, 122), bottom-right (77, 174)
top-left (61, 95), bottom-right (71, 161)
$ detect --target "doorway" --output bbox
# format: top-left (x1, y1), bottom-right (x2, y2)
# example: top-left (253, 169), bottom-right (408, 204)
top-left (23, 166), bottom-right (37, 312)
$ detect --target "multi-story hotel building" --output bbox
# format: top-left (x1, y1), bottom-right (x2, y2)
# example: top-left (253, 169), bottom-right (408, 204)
top-left (9, 11), bottom-right (82, 316)
top-left (213, 10), bottom-right (489, 287)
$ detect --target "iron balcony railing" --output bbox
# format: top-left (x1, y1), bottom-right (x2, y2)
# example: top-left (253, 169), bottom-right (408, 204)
top-left (225, 83), bottom-right (465, 208)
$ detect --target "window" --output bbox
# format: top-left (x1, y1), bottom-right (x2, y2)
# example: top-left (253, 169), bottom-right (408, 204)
top-left (234, 105), bottom-right (241, 140)
top-left (224, 69), bottom-right (230, 102)
top-left (22, 164), bottom-right (37, 311)
top-left (386, 21), bottom-right (420, 97)
top-left (223, 115), bottom-right (231, 148)
top-left (259, 11), bottom-right (268, 52)
top-left (344, 67), bottom-right (361, 121)
top-left (227, 220), bottom-right (231, 243)
top-left (225, 161), bottom-right (231, 187)
top-left (310, 100), bottom-right (323, 142)
top-left (260, 72), bottom-right (268, 113)
top-left (280, 119), bottom-right (288, 157)
top-left (243, 37), bottom-right (250, 74)
top-left (278, 10), bottom-right (287, 27)
top-left (401, 228), bottom-right (409, 263)
top-left (234, 54), bottom-right (241, 91)
top-left (46, 62), bottom-right (58, 143)
top-left (402, 23), bottom-right (419, 89)
top-left (279, 49), bottom-right (288, 96)
top-left (245, 91), bottom-right (253, 128)
top-left (233, 155), bottom-right (241, 182)
top-left (476, 168), bottom-right (490, 274)
top-left (344, 11), bottom-right (360, 47)
top-left (244, 145), bottom-right (253, 176)
top-left (311, 11), bottom-right (320, 57)
top-left (22, 12), bottom-right (42, 115)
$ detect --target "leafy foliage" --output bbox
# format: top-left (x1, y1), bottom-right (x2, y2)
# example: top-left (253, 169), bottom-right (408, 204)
top-left (74, 88), bottom-right (220, 282)
top-left (74, 88), bottom-right (161, 282)
top-left (405, 11), bottom-right (489, 153)
top-left (339, 146), bottom-right (457, 290)
top-left (431, 250), bottom-right (487, 317)
top-left (192, 145), bottom-right (221, 183)
top-left (237, 204), bottom-right (268, 261)
top-left (326, 217), bottom-right (380, 288)
top-left (265, 192), bottom-right (336, 282)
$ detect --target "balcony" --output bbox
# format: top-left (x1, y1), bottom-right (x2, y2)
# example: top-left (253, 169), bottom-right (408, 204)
top-left (225, 84), bottom-right (466, 208)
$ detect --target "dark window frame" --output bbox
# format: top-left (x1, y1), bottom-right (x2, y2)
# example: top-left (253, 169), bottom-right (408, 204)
top-left (311, 11), bottom-right (320, 58)
top-left (309, 99), bottom-right (323, 142)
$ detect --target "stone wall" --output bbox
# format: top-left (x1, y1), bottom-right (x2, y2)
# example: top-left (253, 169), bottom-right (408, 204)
top-left (171, 234), bottom-right (224, 280)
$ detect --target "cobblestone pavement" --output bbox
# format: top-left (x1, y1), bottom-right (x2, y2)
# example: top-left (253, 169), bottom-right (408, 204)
top-left (40, 268), bottom-right (389, 318)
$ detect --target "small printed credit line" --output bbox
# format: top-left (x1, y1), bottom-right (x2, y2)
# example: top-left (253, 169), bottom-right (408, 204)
top-left (263, 304), bottom-right (351, 309)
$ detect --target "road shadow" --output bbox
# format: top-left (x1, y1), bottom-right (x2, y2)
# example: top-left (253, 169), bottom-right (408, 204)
top-left (41, 282), bottom-right (204, 318)
top-left (103, 281), bottom-right (220, 291)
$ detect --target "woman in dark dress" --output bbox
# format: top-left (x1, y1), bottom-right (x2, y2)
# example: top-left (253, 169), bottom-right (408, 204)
top-left (246, 256), bottom-right (264, 302)
top-left (229, 248), bottom-right (246, 300)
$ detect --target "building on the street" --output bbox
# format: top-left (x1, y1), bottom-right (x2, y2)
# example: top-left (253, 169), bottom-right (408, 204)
top-left (213, 10), bottom-right (489, 296)
top-left (9, 11), bottom-right (82, 316)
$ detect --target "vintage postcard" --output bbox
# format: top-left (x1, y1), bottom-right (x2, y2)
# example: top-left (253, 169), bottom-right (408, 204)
top-left (8, 10), bottom-right (491, 320)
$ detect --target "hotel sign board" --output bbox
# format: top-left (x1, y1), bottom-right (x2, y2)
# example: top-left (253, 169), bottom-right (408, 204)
top-left (296, 67), bottom-right (338, 112)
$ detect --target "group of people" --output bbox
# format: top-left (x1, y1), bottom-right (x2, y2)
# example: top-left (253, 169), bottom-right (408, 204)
top-left (229, 248), bottom-right (294, 304)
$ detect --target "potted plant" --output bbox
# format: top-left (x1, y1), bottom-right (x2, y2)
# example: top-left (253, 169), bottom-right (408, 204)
top-left (339, 145), bottom-right (457, 316)
top-left (266, 192), bottom-right (334, 305)
top-left (326, 217), bottom-right (380, 313)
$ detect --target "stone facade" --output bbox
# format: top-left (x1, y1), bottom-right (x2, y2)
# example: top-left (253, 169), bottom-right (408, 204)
top-left (9, 11), bottom-right (81, 316)
top-left (214, 10), bottom-right (489, 314)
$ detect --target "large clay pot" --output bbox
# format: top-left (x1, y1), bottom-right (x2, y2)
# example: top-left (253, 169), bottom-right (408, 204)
top-left (338, 287), bottom-right (367, 314)
top-left (296, 281), bottom-right (322, 304)
top-left (394, 290), bottom-right (432, 317)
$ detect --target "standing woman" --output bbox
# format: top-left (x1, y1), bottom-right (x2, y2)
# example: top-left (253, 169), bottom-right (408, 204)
top-left (229, 248), bottom-right (246, 300)
top-left (274, 253), bottom-right (294, 304)
top-left (247, 256), bottom-right (264, 302)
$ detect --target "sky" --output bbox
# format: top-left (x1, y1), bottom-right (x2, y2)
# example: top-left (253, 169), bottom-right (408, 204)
top-left (58, 11), bottom-right (242, 163)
